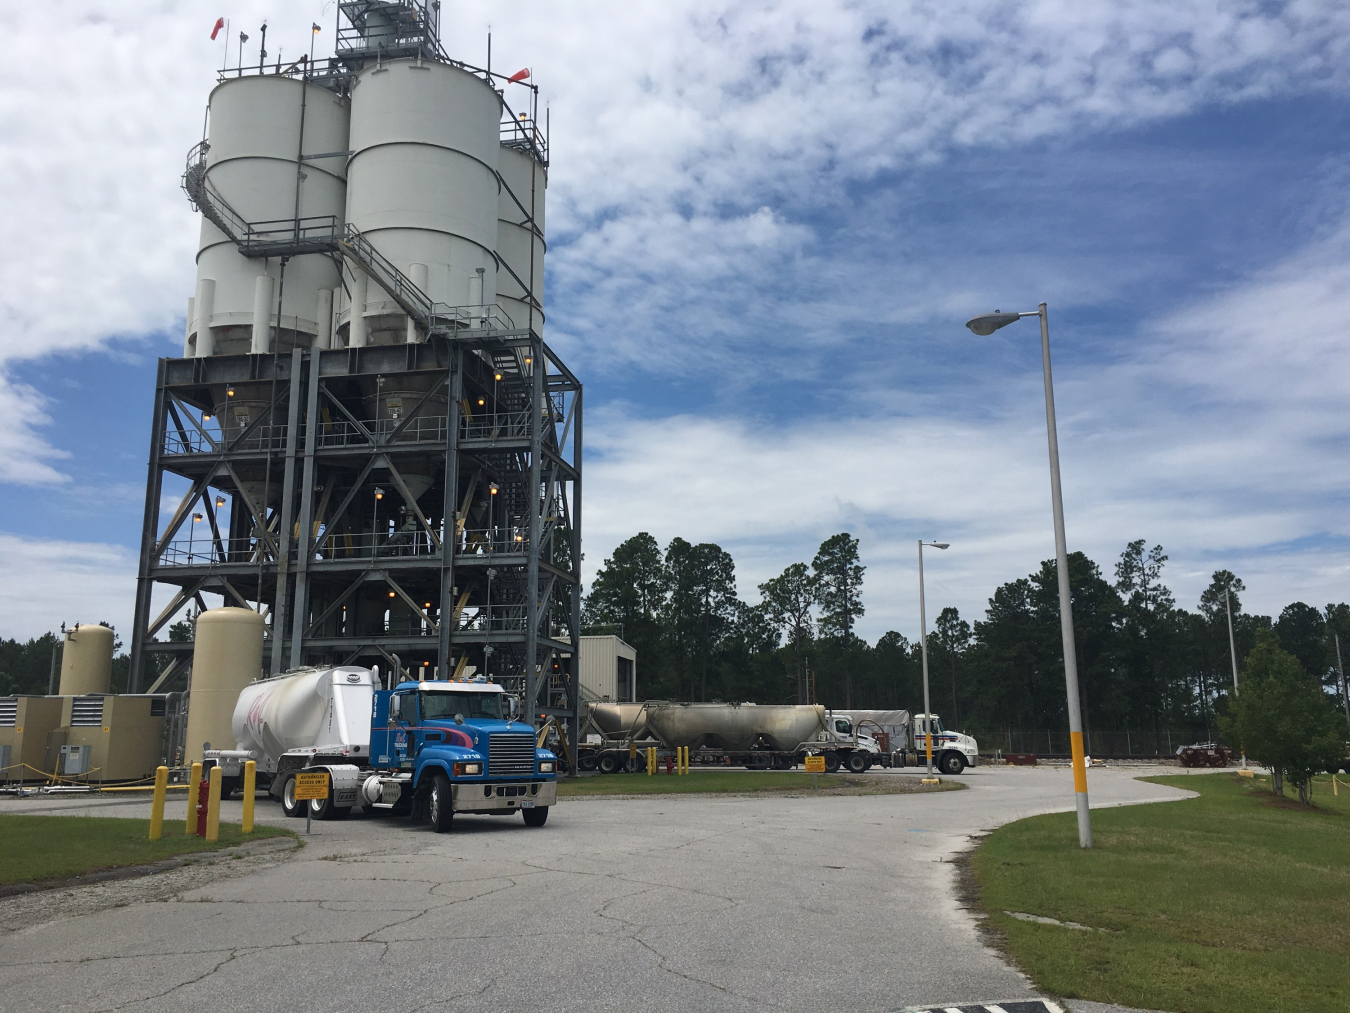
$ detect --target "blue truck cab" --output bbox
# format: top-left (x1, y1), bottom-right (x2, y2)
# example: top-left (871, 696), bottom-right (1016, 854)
top-left (362, 680), bottom-right (558, 831)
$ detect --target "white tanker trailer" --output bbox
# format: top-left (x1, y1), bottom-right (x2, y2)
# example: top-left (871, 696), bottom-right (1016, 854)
top-left (579, 701), bottom-right (893, 774)
top-left (205, 666), bottom-right (376, 797)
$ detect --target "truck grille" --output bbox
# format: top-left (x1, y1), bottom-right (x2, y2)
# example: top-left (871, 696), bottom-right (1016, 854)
top-left (488, 734), bottom-right (535, 777)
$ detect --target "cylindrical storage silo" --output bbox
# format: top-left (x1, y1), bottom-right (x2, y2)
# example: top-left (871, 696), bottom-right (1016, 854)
top-left (58, 624), bottom-right (114, 696)
top-left (184, 608), bottom-right (265, 764)
top-left (342, 59), bottom-right (501, 345)
top-left (496, 143), bottom-right (546, 332)
top-left (190, 75), bottom-right (350, 357)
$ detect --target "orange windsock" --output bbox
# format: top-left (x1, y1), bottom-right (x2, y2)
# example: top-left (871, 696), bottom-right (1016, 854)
top-left (210, 17), bottom-right (225, 41)
top-left (508, 68), bottom-right (530, 82)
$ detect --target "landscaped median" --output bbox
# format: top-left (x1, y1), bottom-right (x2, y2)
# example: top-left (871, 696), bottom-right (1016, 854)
top-left (970, 772), bottom-right (1350, 1013)
top-left (557, 770), bottom-right (965, 797)
top-left (0, 815), bottom-right (296, 890)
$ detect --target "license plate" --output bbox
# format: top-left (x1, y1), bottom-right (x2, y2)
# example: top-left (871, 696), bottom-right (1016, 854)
top-left (520, 800), bottom-right (535, 808)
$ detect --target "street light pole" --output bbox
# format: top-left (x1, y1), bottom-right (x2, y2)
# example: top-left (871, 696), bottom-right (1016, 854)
top-left (1223, 589), bottom-right (1247, 769)
top-left (917, 540), bottom-right (949, 780)
top-left (1335, 633), bottom-right (1349, 727)
top-left (967, 302), bottom-right (1092, 848)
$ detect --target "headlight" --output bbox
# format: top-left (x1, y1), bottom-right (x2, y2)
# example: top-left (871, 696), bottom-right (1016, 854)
top-left (453, 762), bottom-right (482, 776)
top-left (538, 761), bottom-right (555, 773)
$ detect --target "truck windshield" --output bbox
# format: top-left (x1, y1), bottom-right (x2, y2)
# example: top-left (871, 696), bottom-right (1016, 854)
top-left (420, 691), bottom-right (504, 721)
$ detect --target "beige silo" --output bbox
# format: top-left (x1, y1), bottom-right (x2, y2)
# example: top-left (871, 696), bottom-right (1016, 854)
top-left (183, 608), bottom-right (265, 764)
top-left (58, 624), bottom-right (114, 696)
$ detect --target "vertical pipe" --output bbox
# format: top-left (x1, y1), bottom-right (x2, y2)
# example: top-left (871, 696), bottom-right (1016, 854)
top-left (437, 350), bottom-right (463, 682)
top-left (206, 766), bottom-right (222, 842)
top-left (569, 383), bottom-right (583, 775)
top-left (271, 346), bottom-right (304, 674)
top-left (195, 279), bottom-right (217, 357)
top-left (251, 274), bottom-right (275, 354)
top-left (314, 289), bottom-right (333, 349)
top-left (1038, 303), bottom-right (1092, 849)
top-left (186, 761), bottom-right (203, 834)
top-left (526, 336), bottom-right (544, 724)
top-left (407, 264), bottom-right (428, 343)
top-left (290, 349), bottom-right (323, 669)
top-left (183, 296), bottom-right (196, 357)
top-left (919, 540), bottom-right (933, 777)
top-left (242, 760), bottom-right (256, 833)
top-left (349, 271), bottom-right (369, 347)
top-left (149, 765), bottom-right (168, 840)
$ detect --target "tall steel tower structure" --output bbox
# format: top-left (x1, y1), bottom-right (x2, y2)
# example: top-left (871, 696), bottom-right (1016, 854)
top-left (128, 2), bottom-right (582, 758)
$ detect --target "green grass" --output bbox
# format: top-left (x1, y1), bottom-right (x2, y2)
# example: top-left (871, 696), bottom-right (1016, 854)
top-left (557, 769), bottom-right (964, 796)
top-left (971, 772), bottom-right (1350, 1013)
top-left (0, 815), bottom-right (295, 887)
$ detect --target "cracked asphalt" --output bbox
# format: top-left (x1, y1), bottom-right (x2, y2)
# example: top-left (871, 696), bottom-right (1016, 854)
top-left (0, 766), bottom-right (1196, 1012)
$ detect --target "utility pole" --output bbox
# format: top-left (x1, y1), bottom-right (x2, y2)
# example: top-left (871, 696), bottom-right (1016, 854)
top-left (1225, 588), bottom-right (1246, 770)
top-left (1336, 633), bottom-right (1349, 726)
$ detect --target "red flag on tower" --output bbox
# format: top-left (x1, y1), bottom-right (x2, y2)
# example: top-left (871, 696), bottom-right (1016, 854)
top-left (508, 68), bottom-right (530, 82)
top-left (210, 18), bottom-right (225, 41)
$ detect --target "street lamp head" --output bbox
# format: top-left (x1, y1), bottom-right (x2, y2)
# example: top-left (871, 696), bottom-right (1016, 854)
top-left (965, 310), bottom-right (1022, 336)
top-left (931, 542), bottom-right (950, 550)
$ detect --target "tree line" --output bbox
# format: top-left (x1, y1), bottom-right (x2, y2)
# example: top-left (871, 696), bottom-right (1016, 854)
top-left (583, 533), bottom-right (1350, 756)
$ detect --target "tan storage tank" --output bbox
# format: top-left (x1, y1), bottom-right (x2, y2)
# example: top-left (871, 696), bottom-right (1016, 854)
top-left (58, 623), bottom-right (114, 696)
top-left (0, 696), bottom-right (65, 780)
top-left (184, 608), bottom-right (265, 764)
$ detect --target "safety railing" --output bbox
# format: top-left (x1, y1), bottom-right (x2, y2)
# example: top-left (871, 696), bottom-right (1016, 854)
top-left (456, 604), bottom-right (529, 632)
top-left (158, 537), bottom-right (275, 567)
top-left (455, 528), bottom-right (530, 555)
top-left (460, 410), bottom-right (530, 442)
top-left (316, 415), bottom-right (449, 449)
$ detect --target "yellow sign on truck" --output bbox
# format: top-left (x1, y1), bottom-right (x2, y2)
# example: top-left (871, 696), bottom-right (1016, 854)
top-left (293, 771), bottom-right (329, 801)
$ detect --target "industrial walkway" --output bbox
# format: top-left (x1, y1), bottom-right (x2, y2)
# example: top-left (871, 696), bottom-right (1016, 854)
top-left (0, 766), bottom-right (1194, 1012)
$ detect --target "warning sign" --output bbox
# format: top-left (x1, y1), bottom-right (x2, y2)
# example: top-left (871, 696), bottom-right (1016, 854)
top-left (804, 755), bottom-right (826, 773)
top-left (293, 772), bottom-right (329, 801)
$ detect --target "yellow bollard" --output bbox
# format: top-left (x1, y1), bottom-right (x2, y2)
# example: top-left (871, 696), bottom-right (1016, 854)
top-left (205, 766), bottom-right (222, 842)
top-left (148, 765), bottom-right (168, 840)
top-left (242, 760), bottom-right (256, 833)
top-left (186, 761), bottom-right (203, 834)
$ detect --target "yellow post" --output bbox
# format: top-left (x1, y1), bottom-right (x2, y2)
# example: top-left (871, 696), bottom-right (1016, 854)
top-left (148, 765), bottom-right (168, 840)
top-left (205, 766), bottom-right (222, 842)
top-left (242, 760), bottom-right (257, 832)
top-left (186, 761), bottom-right (202, 833)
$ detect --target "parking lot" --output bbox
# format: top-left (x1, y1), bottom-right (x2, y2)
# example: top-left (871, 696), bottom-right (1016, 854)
top-left (0, 765), bottom-right (1195, 1012)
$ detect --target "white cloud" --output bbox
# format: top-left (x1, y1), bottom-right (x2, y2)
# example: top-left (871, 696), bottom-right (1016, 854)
top-left (0, 533), bottom-right (137, 640)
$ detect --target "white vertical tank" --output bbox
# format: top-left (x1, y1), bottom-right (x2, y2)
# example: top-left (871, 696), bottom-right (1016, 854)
top-left (496, 143), bottom-right (546, 332)
top-left (342, 59), bottom-right (501, 344)
top-left (190, 75), bottom-right (350, 356)
top-left (184, 607), bottom-right (265, 763)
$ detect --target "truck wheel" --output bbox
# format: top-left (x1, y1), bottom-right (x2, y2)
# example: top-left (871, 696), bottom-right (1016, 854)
top-left (597, 754), bottom-right (618, 775)
top-left (280, 773), bottom-right (306, 818)
top-left (845, 752), bottom-right (868, 774)
top-left (824, 753), bottom-right (841, 773)
top-left (219, 776), bottom-right (241, 800)
top-left (939, 751), bottom-right (965, 775)
top-left (522, 806), bottom-right (549, 827)
top-left (578, 753), bottom-right (598, 772)
top-left (428, 772), bottom-right (454, 833)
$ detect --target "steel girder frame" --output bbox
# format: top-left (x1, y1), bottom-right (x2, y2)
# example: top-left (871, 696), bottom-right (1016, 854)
top-left (127, 331), bottom-right (582, 759)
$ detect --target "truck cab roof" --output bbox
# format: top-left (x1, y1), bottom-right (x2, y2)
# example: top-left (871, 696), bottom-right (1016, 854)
top-left (393, 681), bottom-right (505, 693)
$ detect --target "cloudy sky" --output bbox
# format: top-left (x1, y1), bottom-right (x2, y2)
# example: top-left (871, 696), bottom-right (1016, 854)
top-left (2, 1), bottom-right (1350, 644)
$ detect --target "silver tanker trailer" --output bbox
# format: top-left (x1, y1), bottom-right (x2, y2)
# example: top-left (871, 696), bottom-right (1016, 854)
top-left (579, 701), bottom-right (892, 774)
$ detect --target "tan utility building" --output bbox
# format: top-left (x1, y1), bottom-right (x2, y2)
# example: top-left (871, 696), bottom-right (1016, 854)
top-left (0, 696), bottom-right (64, 781)
top-left (46, 695), bottom-right (167, 781)
top-left (577, 635), bottom-right (637, 703)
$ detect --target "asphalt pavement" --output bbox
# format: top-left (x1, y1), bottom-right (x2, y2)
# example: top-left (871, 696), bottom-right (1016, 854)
top-left (0, 764), bottom-right (1197, 1012)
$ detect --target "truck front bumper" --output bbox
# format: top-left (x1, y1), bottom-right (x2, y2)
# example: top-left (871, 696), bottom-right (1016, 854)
top-left (452, 779), bottom-right (557, 814)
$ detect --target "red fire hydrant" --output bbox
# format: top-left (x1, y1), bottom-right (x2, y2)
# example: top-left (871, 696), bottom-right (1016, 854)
top-left (195, 777), bottom-right (210, 837)
top-left (665, 755), bottom-right (674, 774)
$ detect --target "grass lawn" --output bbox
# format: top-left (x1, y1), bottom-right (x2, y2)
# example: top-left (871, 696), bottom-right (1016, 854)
top-left (971, 772), bottom-right (1350, 1013)
top-left (0, 815), bottom-right (296, 887)
top-left (557, 769), bottom-right (964, 797)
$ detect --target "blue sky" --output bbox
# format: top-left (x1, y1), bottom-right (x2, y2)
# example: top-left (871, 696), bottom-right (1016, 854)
top-left (3, 2), bottom-right (1350, 642)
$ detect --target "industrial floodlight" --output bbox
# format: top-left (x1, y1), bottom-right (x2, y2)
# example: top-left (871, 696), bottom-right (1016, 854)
top-left (965, 311), bottom-right (1023, 336)
top-left (477, 397), bottom-right (486, 406)
top-left (489, 483), bottom-right (499, 495)
top-left (374, 487), bottom-right (384, 500)
top-left (494, 372), bottom-right (502, 381)
top-left (215, 495), bottom-right (226, 509)
top-left (524, 356), bottom-right (532, 365)
top-left (193, 513), bottom-right (203, 522)
top-left (202, 413), bottom-right (212, 422)
top-left (226, 387), bottom-right (235, 397)
top-left (388, 591), bottom-right (396, 598)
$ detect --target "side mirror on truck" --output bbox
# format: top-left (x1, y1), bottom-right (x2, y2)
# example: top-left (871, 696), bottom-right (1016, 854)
top-left (389, 694), bottom-right (401, 721)
top-left (508, 697), bottom-right (519, 719)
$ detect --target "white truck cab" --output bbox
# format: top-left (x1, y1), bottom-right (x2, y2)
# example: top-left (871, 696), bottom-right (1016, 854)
top-left (913, 713), bottom-right (979, 774)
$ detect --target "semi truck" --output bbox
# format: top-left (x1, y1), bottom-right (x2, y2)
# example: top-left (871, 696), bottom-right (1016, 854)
top-left (578, 702), bottom-right (979, 775)
top-left (204, 666), bottom-right (557, 831)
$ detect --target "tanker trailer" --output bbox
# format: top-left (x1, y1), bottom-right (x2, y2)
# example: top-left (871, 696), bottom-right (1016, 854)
top-left (584, 701), bottom-right (890, 774)
top-left (204, 666), bottom-right (377, 797)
